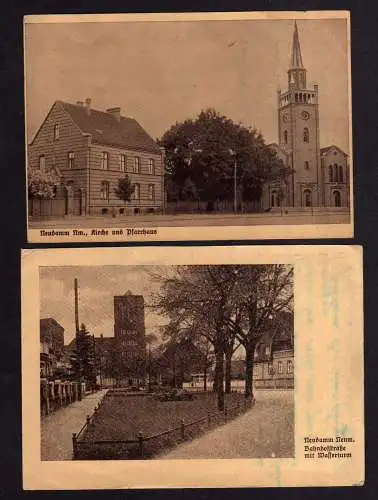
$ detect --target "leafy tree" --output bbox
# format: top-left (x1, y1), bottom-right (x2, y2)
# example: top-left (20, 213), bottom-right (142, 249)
top-left (28, 168), bottom-right (59, 199)
top-left (153, 264), bottom-right (293, 408)
top-left (114, 175), bottom-right (135, 205)
top-left (159, 108), bottom-right (290, 207)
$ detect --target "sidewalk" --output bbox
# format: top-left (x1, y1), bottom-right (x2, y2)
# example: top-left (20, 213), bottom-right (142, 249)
top-left (156, 390), bottom-right (294, 459)
top-left (41, 389), bottom-right (108, 461)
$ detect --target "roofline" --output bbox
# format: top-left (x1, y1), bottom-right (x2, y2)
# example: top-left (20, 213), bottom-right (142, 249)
top-left (91, 138), bottom-right (161, 155)
top-left (29, 101), bottom-right (86, 147)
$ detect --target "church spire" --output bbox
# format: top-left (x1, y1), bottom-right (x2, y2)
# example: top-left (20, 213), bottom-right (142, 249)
top-left (288, 21), bottom-right (307, 89)
top-left (290, 21), bottom-right (304, 69)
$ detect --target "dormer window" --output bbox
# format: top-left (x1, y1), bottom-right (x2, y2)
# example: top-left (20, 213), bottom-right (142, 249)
top-left (54, 124), bottom-right (60, 140)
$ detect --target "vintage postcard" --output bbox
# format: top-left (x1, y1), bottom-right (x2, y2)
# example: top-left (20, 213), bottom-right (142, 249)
top-left (22, 245), bottom-right (363, 489)
top-left (24, 11), bottom-right (353, 243)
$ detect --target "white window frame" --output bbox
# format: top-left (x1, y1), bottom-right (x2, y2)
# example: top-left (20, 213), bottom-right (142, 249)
top-left (278, 361), bottom-right (283, 374)
top-left (148, 158), bottom-right (155, 175)
top-left (287, 360), bottom-right (293, 374)
top-left (100, 181), bottom-right (110, 201)
top-left (54, 124), bottom-right (60, 140)
top-left (101, 152), bottom-right (109, 170)
top-left (39, 155), bottom-right (46, 173)
top-left (133, 157), bottom-right (141, 174)
top-left (147, 184), bottom-right (155, 201)
top-left (68, 151), bottom-right (75, 169)
top-left (132, 183), bottom-right (140, 200)
top-left (120, 154), bottom-right (127, 172)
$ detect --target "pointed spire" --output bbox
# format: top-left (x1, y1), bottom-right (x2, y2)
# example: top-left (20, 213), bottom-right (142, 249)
top-left (290, 21), bottom-right (304, 69)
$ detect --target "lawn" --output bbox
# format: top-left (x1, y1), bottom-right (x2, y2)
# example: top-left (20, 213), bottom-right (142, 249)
top-left (87, 392), bottom-right (245, 441)
top-left (77, 391), bottom-right (248, 459)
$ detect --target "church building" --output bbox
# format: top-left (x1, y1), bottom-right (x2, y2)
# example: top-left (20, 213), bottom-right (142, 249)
top-left (262, 22), bottom-right (350, 210)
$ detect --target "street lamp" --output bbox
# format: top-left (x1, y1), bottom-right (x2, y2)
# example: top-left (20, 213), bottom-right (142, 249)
top-left (228, 149), bottom-right (237, 213)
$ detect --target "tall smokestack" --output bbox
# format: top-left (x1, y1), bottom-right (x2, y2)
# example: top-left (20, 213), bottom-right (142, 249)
top-left (74, 278), bottom-right (79, 334)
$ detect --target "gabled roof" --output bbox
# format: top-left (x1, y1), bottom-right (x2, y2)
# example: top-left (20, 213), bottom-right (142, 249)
top-left (57, 100), bottom-right (161, 154)
top-left (320, 145), bottom-right (348, 157)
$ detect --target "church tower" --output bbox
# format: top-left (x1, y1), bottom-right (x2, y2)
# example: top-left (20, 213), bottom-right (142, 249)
top-left (277, 21), bottom-right (321, 207)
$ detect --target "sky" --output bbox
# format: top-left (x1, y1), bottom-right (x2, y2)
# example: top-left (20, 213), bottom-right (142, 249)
top-left (39, 266), bottom-right (170, 345)
top-left (25, 17), bottom-right (350, 152)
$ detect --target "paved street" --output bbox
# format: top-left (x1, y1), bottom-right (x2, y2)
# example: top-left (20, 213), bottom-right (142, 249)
top-left (41, 389), bottom-right (108, 461)
top-left (29, 211), bottom-right (350, 229)
top-left (156, 390), bottom-right (294, 459)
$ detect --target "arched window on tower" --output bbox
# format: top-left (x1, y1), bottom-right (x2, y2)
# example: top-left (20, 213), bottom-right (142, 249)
top-left (304, 161), bottom-right (309, 170)
top-left (303, 127), bottom-right (309, 143)
top-left (329, 165), bottom-right (333, 183)
top-left (284, 130), bottom-right (288, 144)
top-left (333, 190), bottom-right (341, 207)
top-left (333, 164), bottom-right (338, 182)
top-left (338, 165), bottom-right (343, 183)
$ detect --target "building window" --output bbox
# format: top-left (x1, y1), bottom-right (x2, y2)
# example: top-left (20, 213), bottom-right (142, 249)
top-left (278, 361), bottom-right (283, 374)
top-left (284, 130), bottom-right (288, 144)
top-left (303, 189), bottom-right (312, 207)
top-left (67, 152), bottom-right (75, 169)
top-left (147, 184), bottom-right (155, 201)
top-left (333, 190), bottom-right (341, 207)
top-left (333, 164), bottom-right (339, 182)
top-left (39, 155), bottom-right (46, 173)
top-left (133, 157), bottom-right (141, 174)
top-left (304, 161), bottom-right (309, 170)
top-left (287, 360), bottom-right (293, 374)
top-left (329, 165), bottom-right (333, 183)
top-left (100, 181), bottom-right (109, 201)
top-left (303, 127), bottom-right (309, 143)
top-left (265, 345), bottom-right (270, 357)
top-left (101, 152), bottom-right (109, 170)
top-left (54, 124), bottom-right (60, 140)
top-left (338, 165), bottom-right (343, 183)
top-left (120, 154), bottom-right (127, 172)
top-left (132, 183), bottom-right (140, 200)
top-left (147, 158), bottom-right (155, 175)
top-left (268, 363), bottom-right (274, 375)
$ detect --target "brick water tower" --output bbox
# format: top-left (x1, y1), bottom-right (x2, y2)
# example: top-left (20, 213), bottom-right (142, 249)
top-left (114, 291), bottom-right (146, 387)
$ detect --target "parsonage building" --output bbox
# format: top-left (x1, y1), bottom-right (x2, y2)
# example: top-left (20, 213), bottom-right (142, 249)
top-left (28, 99), bottom-right (164, 216)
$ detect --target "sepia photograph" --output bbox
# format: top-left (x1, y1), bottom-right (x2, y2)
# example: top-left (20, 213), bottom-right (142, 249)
top-left (24, 11), bottom-right (353, 243)
top-left (22, 246), bottom-right (364, 489)
top-left (39, 264), bottom-right (294, 461)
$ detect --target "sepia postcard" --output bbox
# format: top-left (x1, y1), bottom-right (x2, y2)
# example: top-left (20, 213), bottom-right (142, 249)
top-left (22, 245), bottom-right (364, 489)
top-left (24, 11), bottom-right (353, 243)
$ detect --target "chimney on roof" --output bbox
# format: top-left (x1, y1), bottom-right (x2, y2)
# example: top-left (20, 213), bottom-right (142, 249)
top-left (85, 98), bottom-right (92, 115)
top-left (106, 107), bottom-right (121, 122)
top-left (76, 101), bottom-right (84, 107)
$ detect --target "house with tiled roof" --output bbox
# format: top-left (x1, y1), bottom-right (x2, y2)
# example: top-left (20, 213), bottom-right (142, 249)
top-left (28, 98), bottom-right (164, 216)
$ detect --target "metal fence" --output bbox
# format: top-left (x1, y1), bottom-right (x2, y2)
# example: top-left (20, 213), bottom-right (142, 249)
top-left (73, 395), bottom-right (255, 460)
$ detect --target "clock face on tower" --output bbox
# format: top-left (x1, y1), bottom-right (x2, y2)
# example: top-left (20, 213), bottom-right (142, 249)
top-left (282, 113), bottom-right (290, 123)
top-left (301, 111), bottom-right (310, 120)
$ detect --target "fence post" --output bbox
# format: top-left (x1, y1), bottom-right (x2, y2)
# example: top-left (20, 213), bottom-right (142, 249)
top-left (180, 419), bottom-right (185, 440)
top-left (72, 433), bottom-right (77, 459)
top-left (207, 412), bottom-right (211, 427)
top-left (138, 431), bottom-right (144, 458)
